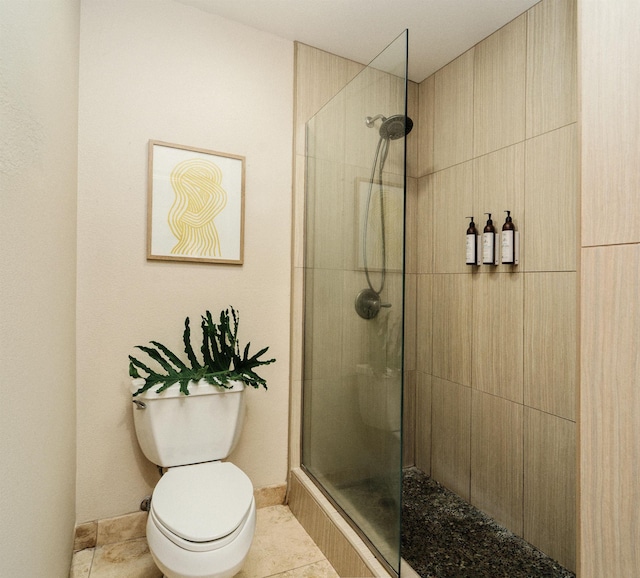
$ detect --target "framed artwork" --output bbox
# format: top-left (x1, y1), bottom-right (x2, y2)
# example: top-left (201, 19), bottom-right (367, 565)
top-left (147, 140), bottom-right (245, 264)
top-left (357, 178), bottom-right (404, 273)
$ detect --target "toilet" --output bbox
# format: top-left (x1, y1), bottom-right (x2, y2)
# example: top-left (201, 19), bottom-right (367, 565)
top-left (131, 379), bottom-right (256, 578)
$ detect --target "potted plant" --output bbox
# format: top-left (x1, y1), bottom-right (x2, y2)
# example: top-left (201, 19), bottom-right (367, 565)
top-left (129, 306), bottom-right (275, 396)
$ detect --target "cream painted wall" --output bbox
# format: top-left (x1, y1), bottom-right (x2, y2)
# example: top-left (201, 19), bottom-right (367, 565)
top-left (0, 0), bottom-right (79, 575)
top-left (76, 0), bottom-right (293, 523)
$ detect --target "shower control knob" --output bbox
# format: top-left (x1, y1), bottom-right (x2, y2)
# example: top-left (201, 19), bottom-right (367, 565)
top-left (355, 288), bottom-right (391, 319)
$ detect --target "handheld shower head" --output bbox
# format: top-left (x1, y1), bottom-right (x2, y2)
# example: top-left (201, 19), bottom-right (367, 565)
top-left (365, 114), bottom-right (413, 140)
top-left (379, 114), bottom-right (413, 140)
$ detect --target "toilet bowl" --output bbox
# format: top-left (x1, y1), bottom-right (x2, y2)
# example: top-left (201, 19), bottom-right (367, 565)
top-left (146, 461), bottom-right (256, 578)
top-left (130, 380), bottom-right (256, 578)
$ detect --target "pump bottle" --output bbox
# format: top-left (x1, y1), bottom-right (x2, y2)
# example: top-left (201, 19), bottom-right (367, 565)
top-left (466, 216), bottom-right (478, 266)
top-left (501, 210), bottom-right (515, 265)
top-left (482, 213), bottom-right (496, 265)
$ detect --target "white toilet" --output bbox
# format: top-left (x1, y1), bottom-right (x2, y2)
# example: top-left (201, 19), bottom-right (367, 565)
top-left (131, 379), bottom-right (256, 578)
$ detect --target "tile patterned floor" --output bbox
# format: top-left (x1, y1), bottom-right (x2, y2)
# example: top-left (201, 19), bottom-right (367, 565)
top-left (70, 505), bottom-right (340, 578)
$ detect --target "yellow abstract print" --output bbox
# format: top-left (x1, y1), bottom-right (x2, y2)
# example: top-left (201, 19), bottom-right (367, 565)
top-left (168, 158), bottom-right (228, 257)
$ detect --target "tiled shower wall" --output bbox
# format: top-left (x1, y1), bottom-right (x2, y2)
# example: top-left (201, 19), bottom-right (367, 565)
top-left (291, 0), bottom-right (577, 573)
top-left (411, 0), bottom-right (577, 571)
top-left (579, 1), bottom-right (640, 575)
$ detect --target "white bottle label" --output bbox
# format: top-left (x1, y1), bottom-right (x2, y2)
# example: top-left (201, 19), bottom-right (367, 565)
top-left (466, 234), bottom-right (476, 264)
top-left (501, 230), bottom-right (514, 263)
top-left (483, 232), bottom-right (494, 264)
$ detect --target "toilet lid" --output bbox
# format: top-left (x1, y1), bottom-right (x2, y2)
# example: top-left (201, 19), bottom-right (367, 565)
top-left (151, 461), bottom-right (253, 543)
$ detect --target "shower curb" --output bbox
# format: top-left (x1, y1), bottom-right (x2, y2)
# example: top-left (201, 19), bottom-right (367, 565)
top-left (287, 468), bottom-right (392, 577)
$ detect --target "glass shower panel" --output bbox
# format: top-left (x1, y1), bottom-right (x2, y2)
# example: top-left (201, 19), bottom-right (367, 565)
top-left (302, 31), bottom-right (408, 575)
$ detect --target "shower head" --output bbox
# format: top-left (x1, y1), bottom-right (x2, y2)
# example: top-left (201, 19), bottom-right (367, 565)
top-left (365, 114), bottom-right (414, 140)
top-left (380, 114), bottom-right (413, 140)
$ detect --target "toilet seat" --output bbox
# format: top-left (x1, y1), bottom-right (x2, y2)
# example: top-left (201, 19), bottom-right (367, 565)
top-left (150, 461), bottom-right (254, 552)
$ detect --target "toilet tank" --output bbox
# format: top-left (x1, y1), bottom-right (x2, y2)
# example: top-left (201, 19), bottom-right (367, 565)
top-left (130, 379), bottom-right (246, 468)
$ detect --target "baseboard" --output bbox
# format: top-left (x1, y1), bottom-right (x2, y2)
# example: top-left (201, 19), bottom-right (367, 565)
top-left (74, 482), bottom-right (287, 552)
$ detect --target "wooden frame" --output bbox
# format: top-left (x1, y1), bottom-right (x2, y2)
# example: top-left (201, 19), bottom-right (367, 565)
top-left (147, 140), bottom-right (245, 264)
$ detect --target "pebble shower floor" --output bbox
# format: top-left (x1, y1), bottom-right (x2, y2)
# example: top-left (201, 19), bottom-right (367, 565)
top-left (401, 468), bottom-right (575, 578)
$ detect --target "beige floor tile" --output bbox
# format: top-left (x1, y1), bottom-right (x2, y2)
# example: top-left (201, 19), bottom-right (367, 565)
top-left (70, 548), bottom-right (94, 578)
top-left (269, 559), bottom-right (339, 577)
top-left (73, 505), bottom-right (337, 578)
top-left (89, 538), bottom-right (162, 578)
top-left (236, 506), bottom-right (326, 578)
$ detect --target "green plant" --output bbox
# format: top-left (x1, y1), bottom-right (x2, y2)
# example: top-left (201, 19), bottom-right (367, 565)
top-left (129, 307), bottom-right (275, 396)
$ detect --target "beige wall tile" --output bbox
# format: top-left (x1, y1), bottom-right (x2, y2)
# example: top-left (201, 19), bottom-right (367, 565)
top-left (472, 143), bottom-right (525, 271)
top-left (471, 391), bottom-right (523, 534)
top-left (471, 273), bottom-right (524, 402)
top-left (580, 244), bottom-right (640, 577)
top-left (406, 80), bottom-right (420, 179)
top-left (524, 408), bottom-right (576, 572)
top-left (290, 267), bottom-right (305, 384)
top-left (403, 370), bottom-right (416, 467)
top-left (417, 74), bottom-right (435, 177)
top-left (432, 274), bottom-right (472, 386)
top-left (415, 372), bottom-right (432, 474)
top-left (295, 43), bottom-right (363, 157)
top-left (290, 380), bottom-right (302, 470)
top-left (345, 66), bottom-right (405, 172)
top-left (343, 281), bottom-right (403, 399)
top-left (416, 175), bottom-right (433, 274)
top-left (373, 271), bottom-right (405, 372)
top-left (405, 177), bottom-right (418, 275)
top-left (431, 377), bottom-right (471, 500)
top-left (404, 273), bottom-right (417, 371)
top-left (416, 274), bottom-right (432, 375)
top-left (303, 376), bottom-right (363, 480)
top-left (344, 164), bottom-right (381, 273)
top-left (293, 156), bottom-right (306, 269)
top-left (526, 0), bottom-right (577, 138)
top-left (305, 158), bottom-right (346, 270)
top-left (524, 272), bottom-right (577, 420)
top-left (433, 50), bottom-right (474, 171)
top-left (355, 169), bottom-right (405, 275)
top-left (580, 1), bottom-right (640, 247)
top-left (304, 268), bottom-right (344, 380)
top-left (473, 15), bottom-right (526, 157)
top-left (432, 161), bottom-right (474, 274)
top-left (524, 124), bottom-right (578, 272)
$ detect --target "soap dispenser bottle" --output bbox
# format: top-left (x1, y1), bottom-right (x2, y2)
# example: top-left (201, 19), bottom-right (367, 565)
top-left (466, 216), bottom-right (479, 266)
top-left (501, 210), bottom-right (515, 265)
top-left (482, 213), bottom-right (496, 265)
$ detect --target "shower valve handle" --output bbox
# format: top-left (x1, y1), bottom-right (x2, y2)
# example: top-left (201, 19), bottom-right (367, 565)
top-left (355, 288), bottom-right (391, 319)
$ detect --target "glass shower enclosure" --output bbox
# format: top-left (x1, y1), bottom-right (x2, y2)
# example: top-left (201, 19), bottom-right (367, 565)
top-left (302, 32), bottom-right (409, 575)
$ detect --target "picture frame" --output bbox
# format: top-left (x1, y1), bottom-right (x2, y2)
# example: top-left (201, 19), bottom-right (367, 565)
top-left (147, 140), bottom-right (245, 264)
